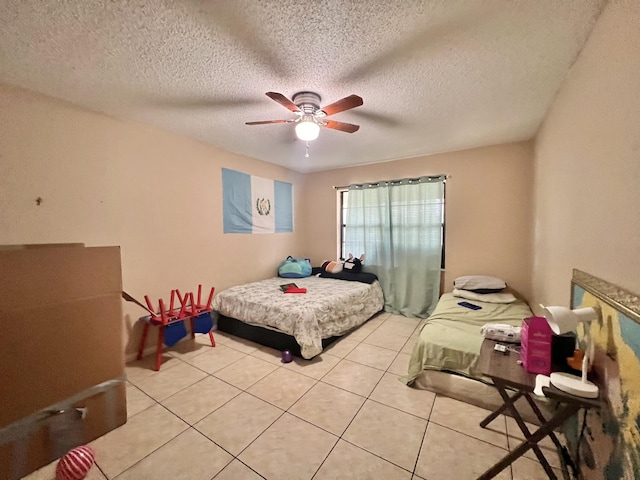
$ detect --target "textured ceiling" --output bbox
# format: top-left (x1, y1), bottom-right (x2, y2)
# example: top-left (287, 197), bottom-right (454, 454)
top-left (0, 1), bottom-right (605, 173)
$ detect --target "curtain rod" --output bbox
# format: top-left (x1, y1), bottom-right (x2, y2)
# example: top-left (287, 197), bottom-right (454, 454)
top-left (333, 174), bottom-right (449, 190)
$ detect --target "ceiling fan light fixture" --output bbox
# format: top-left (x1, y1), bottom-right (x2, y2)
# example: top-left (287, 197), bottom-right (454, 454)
top-left (247, 91), bottom-right (362, 140)
top-left (295, 118), bottom-right (320, 141)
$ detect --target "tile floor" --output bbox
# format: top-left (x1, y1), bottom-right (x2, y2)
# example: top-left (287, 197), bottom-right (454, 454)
top-left (26, 312), bottom-right (563, 480)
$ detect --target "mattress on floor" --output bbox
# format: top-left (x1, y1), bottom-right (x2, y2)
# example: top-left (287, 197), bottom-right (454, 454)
top-left (406, 292), bottom-right (533, 385)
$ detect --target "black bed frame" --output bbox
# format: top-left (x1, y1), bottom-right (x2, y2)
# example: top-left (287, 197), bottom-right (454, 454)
top-left (215, 314), bottom-right (341, 358)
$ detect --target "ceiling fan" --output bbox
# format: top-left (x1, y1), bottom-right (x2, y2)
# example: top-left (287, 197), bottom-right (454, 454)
top-left (246, 91), bottom-right (363, 141)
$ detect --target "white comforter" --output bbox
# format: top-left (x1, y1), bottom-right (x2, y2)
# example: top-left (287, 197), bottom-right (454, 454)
top-left (212, 276), bottom-right (384, 358)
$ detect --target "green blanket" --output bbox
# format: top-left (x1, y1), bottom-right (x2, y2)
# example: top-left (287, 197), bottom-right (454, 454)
top-left (406, 293), bottom-right (533, 384)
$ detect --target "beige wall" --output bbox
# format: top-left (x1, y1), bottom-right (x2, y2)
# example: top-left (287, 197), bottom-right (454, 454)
top-left (0, 81), bottom-right (547, 356)
top-left (302, 142), bottom-right (534, 300)
top-left (531, 0), bottom-right (640, 308)
top-left (0, 84), bottom-right (305, 355)
top-left (0, 82), bottom-right (536, 357)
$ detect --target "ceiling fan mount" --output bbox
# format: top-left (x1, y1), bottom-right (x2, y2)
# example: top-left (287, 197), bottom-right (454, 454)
top-left (245, 91), bottom-right (364, 140)
top-left (291, 91), bottom-right (322, 115)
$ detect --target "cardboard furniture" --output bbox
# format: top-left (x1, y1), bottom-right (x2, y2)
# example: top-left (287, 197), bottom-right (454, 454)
top-left (0, 244), bottom-right (127, 479)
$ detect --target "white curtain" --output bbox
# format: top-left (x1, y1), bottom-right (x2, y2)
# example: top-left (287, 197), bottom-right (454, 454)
top-left (344, 177), bottom-right (444, 318)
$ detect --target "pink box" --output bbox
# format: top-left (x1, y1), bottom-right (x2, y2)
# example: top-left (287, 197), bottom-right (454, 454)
top-left (521, 316), bottom-right (553, 375)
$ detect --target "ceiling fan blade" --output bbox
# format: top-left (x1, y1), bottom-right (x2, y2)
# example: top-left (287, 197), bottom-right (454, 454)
top-left (323, 120), bottom-right (360, 133)
top-left (265, 92), bottom-right (301, 113)
top-left (246, 119), bottom-right (294, 125)
top-left (320, 95), bottom-right (363, 116)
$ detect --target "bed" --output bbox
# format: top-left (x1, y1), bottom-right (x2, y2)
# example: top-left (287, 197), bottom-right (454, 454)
top-left (405, 292), bottom-right (543, 418)
top-left (212, 275), bottom-right (384, 359)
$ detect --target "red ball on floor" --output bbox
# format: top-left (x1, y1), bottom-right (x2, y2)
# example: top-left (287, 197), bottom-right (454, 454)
top-left (55, 445), bottom-right (95, 480)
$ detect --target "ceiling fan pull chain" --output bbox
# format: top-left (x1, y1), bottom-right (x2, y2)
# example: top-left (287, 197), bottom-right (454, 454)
top-left (305, 141), bottom-right (310, 158)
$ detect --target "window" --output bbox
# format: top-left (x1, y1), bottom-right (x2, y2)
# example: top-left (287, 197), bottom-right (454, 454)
top-left (340, 177), bottom-right (446, 317)
top-left (339, 189), bottom-right (348, 260)
top-left (338, 182), bottom-right (446, 267)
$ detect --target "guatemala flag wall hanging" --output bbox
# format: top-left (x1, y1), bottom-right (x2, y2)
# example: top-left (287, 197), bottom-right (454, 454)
top-left (222, 168), bottom-right (294, 234)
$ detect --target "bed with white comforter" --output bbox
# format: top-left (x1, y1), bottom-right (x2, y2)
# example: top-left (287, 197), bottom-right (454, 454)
top-left (212, 275), bottom-right (384, 358)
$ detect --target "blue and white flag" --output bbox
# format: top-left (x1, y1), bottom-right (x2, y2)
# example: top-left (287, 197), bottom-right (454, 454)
top-left (222, 168), bottom-right (293, 234)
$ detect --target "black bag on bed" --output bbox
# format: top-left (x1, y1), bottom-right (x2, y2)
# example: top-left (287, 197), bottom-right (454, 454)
top-left (319, 271), bottom-right (378, 284)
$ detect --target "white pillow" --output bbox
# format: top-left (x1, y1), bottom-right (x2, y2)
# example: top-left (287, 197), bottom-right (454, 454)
top-left (453, 288), bottom-right (516, 304)
top-left (453, 275), bottom-right (506, 292)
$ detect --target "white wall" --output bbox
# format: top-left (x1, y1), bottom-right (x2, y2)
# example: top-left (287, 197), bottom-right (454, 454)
top-left (12, 0), bottom-right (638, 357)
top-left (0, 84), bottom-right (305, 355)
top-left (531, 0), bottom-right (640, 307)
top-left (303, 142), bottom-right (535, 300)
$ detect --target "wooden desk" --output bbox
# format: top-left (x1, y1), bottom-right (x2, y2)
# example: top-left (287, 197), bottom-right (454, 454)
top-left (476, 340), bottom-right (599, 480)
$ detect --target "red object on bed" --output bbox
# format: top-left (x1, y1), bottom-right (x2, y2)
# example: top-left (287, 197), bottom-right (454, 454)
top-left (284, 285), bottom-right (307, 294)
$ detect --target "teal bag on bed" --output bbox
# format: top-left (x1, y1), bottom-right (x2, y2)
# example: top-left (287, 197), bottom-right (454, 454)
top-left (278, 256), bottom-right (312, 278)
